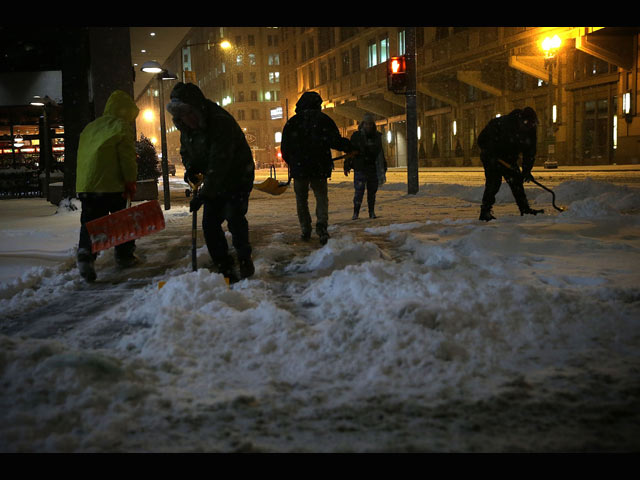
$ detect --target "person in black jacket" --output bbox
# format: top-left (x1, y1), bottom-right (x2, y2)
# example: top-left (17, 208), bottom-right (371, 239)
top-left (345, 113), bottom-right (387, 219)
top-left (477, 107), bottom-right (544, 221)
top-left (166, 82), bottom-right (255, 281)
top-left (281, 91), bottom-right (354, 245)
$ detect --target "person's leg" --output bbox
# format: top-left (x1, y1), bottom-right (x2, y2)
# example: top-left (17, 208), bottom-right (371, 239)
top-left (352, 171), bottom-right (366, 219)
top-left (77, 193), bottom-right (108, 281)
top-left (224, 191), bottom-right (254, 279)
top-left (366, 173), bottom-right (379, 218)
top-left (479, 153), bottom-right (502, 221)
top-left (310, 178), bottom-right (329, 244)
top-left (293, 177), bottom-right (312, 240)
top-left (202, 196), bottom-right (237, 280)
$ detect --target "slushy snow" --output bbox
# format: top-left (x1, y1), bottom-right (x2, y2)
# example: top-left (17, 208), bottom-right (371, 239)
top-left (1, 176), bottom-right (639, 452)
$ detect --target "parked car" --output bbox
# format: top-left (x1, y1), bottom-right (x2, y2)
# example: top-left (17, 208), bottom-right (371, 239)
top-left (168, 163), bottom-right (176, 176)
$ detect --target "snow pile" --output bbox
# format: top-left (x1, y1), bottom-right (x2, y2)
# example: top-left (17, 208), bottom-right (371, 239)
top-left (1, 178), bottom-right (640, 452)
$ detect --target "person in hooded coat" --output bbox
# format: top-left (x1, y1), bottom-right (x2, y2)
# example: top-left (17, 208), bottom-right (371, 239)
top-left (75, 89), bottom-right (140, 282)
top-left (477, 106), bottom-right (544, 221)
top-left (345, 113), bottom-right (387, 219)
top-left (281, 91), bottom-right (354, 245)
top-left (166, 82), bottom-right (255, 281)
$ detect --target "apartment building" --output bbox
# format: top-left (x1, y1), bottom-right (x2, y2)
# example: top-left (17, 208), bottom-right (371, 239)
top-left (280, 27), bottom-right (640, 168)
top-left (136, 26), bottom-right (284, 169)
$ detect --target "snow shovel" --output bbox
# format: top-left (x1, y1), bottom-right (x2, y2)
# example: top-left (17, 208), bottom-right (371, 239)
top-left (530, 177), bottom-right (566, 212)
top-left (496, 159), bottom-right (566, 212)
top-left (85, 197), bottom-right (166, 254)
top-left (253, 165), bottom-right (290, 196)
top-left (185, 174), bottom-right (204, 271)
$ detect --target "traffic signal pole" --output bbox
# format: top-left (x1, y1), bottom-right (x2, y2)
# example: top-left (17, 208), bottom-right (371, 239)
top-left (405, 27), bottom-right (419, 195)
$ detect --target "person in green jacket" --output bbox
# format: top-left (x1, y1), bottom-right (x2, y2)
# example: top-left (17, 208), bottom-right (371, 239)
top-left (75, 89), bottom-right (140, 282)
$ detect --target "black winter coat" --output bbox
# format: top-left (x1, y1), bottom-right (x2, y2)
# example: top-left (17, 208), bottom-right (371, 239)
top-left (477, 108), bottom-right (537, 175)
top-left (281, 109), bottom-right (353, 179)
top-left (175, 97), bottom-right (254, 198)
top-left (347, 129), bottom-right (386, 178)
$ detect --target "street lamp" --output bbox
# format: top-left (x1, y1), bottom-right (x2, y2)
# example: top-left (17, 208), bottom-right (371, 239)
top-left (141, 61), bottom-right (178, 210)
top-left (30, 95), bottom-right (56, 200)
top-left (541, 34), bottom-right (562, 169)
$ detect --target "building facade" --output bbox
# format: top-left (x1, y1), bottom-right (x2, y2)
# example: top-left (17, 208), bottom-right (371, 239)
top-left (280, 26), bottom-right (640, 168)
top-left (135, 26), bottom-right (284, 169)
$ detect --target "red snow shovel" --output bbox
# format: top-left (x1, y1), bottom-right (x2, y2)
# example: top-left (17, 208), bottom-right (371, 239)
top-left (85, 199), bottom-right (166, 254)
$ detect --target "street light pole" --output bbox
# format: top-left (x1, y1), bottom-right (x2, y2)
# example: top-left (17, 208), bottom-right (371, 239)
top-left (141, 62), bottom-right (177, 210)
top-left (405, 27), bottom-right (419, 195)
top-left (542, 35), bottom-right (562, 169)
top-left (157, 75), bottom-right (171, 210)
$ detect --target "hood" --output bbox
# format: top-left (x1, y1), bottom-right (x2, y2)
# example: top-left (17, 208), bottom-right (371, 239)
top-left (103, 90), bottom-right (139, 123)
top-left (169, 82), bottom-right (207, 108)
top-left (295, 91), bottom-right (322, 113)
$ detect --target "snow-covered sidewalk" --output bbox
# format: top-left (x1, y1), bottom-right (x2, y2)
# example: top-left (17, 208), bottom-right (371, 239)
top-left (1, 174), bottom-right (640, 452)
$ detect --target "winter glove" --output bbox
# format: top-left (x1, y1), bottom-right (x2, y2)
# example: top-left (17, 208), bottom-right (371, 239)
top-left (189, 193), bottom-right (204, 213)
top-left (184, 169), bottom-right (202, 186)
top-left (123, 181), bottom-right (137, 200)
top-left (522, 171), bottom-right (534, 183)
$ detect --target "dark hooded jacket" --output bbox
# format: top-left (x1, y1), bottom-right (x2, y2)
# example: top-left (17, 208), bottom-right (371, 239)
top-left (477, 107), bottom-right (538, 175)
top-left (348, 121), bottom-right (386, 179)
top-left (281, 92), bottom-right (353, 178)
top-left (167, 82), bottom-right (254, 197)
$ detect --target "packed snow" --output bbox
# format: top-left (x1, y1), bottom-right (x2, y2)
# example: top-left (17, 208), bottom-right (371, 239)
top-left (1, 171), bottom-right (639, 452)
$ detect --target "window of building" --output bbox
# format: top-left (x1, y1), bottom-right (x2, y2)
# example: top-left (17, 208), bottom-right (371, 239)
top-left (268, 54), bottom-right (280, 65)
top-left (235, 35), bottom-right (242, 45)
top-left (237, 110), bottom-right (245, 120)
top-left (380, 36), bottom-right (389, 63)
top-left (397, 30), bottom-right (405, 55)
top-left (250, 72), bottom-right (256, 83)
top-left (320, 61), bottom-right (328, 84)
top-left (269, 71), bottom-right (280, 83)
top-left (250, 90), bottom-right (257, 101)
top-left (251, 109), bottom-right (259, 120)
top-left (249, 54), bottom-right (256, 66)
top-left (367, 39), bottom-right (377, 67)
top-left (351, 46), bottom-right (360, 72)
top-left (238, 91), bottom-right (245, 102)
top-left (237, 72), bottom-right (243, 84)
top-left (236, 54), bottom-right (243, 66)
top-left (248, 35), bottom-right (255, 46)
top-left (342, 50), bottom-right (350, 76)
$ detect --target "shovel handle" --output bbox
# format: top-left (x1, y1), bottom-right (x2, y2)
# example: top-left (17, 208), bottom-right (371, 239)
top-left (531, 178), bottom-right (565, 212)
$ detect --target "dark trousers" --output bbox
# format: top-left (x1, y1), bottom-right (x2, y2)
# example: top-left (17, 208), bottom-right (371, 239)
top-left (293, 177), bottom-right (329, 235)
top-left (353, 170), bottom-right (378, 212)
top-left (78, 192), bottom-right (135, 260)
top-left (480, 153), bottom-right (530, 212)
top-left (201, 191), bottom-right (252, 265)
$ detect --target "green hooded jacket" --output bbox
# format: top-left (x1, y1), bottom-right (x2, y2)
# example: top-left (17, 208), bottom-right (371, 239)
top-left (76, 90), bottom-right (139, 193)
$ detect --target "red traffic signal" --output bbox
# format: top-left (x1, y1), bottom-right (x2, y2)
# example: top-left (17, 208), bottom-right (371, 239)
top-left (387, 56), bottom-right (407, 93)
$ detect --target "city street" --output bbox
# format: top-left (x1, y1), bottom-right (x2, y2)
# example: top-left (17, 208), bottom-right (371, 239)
top-left (1, 164), bottom-right (639, 452)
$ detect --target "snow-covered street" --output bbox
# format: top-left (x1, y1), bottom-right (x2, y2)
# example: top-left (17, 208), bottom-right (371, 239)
top-left (1, 167), bottom-right (640, 452)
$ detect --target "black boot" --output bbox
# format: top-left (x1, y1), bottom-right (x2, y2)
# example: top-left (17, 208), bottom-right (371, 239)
top-left (238, 256), bottom-right (255, 279)
top-left (521, 207), bottom-right (544, 216)
top-left (77, 248), bottom-right (97, 282)
top-left (213, 255), bottom-right (239, 283)
top-left (317, 224), bottom-right (330, 245)
top-left (479, 206), bottom-right (496, 221)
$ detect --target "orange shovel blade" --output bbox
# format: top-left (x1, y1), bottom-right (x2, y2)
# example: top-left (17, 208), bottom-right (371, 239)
top-left (85, 200), bottom-right (166, 253)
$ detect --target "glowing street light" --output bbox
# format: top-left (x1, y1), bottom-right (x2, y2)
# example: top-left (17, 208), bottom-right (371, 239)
top-left (541, 35), bottom-right (562, 59)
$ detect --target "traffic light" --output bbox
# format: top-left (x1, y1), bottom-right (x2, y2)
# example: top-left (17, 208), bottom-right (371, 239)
top-left (387, 56), bottom-right (407, 93)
